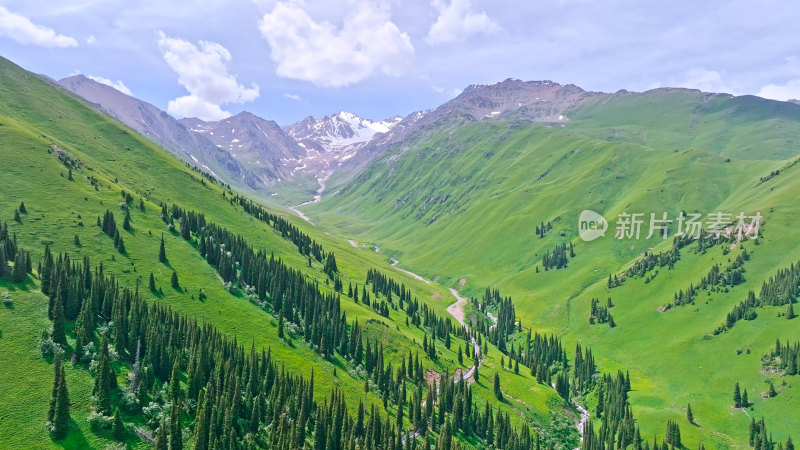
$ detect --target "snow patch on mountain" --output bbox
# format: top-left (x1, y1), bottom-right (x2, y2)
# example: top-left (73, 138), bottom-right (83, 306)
top-left (286, 111), bottom-right (402, 154)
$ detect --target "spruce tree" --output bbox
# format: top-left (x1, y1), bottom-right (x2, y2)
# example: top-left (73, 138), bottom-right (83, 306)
top-left (734, 382), bottom-right (742, 407)
top-left (159, 234), bottom-right (167, 263)
top-left (12, 249), bottom-right (26, 282)
top-left (48, 352), bottom-right (63, 423)
top-left (494, 372), bottom-right (503, 400)
top-left (51, 362), bottom-right (70, 440)
top-left (768, 382), bottom-right (777, 397)
top-left (741, 390), bottom-right (749, 408)
top-left (169, 360), bottom-right (183, 450)
top-left (13, 209), bottom-right (21, 223)
top-left (194, 389), bottom-right (210, 450)
top-left (123, 210), bottom-right (132, 231)
top-left (74, 235), bottom-right (80, 247)
top-left (665, 420), bottom-right (682, 447)
top-left (686, 403), bottom-right (694, 424)
top-left (149, 272), bottom-right (156, 292)
top-left (788, 436), bottom-right (794, 450)
top-left (74, 294), bottom-right (93, 357)
top-left (93, 336), bottom-right (112, 414)
top-left (0, 244), bottom-right (8, 278)
top-left (155, 420), bottom-right (168, 450)
top-left (18, 201), bottom-right (26, 213)
top-left (787, 302), bottom-right (795, 320)
top-left (51, 292), bottom-right (67, 347)
top-left (112, 408), bottom-right (126, 441)
top-left (116, 235), bottom-right (125, 254)
top-left (171, 271), bottom-right (179, 289)
top-left (170, 396), bottom-right (183, 450)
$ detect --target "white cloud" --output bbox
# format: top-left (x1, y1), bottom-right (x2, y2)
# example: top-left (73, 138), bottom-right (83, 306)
top-left (157, 32), bottom-right (259, 121)
top-left (676, 68), bottom-right (740, 95)
top-left (86, 34), bottom-right (95, 44)
top-left (87, 75), bottom-right (132, 95)
top-left (258, 1), bottom-right (415, 87)
top-left (425, 0), bottom-right (500, 46)
top-left (758, 79), bottom-right (800, 101)
top-left (283, 93), bottom-right (302, 100)
top-left (0, 6), bottom-right (78, 48)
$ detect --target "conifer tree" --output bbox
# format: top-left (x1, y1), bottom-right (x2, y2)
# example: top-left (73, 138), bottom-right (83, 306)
top-left (51, 291), bottom-right (67, 347)
top-left (194, 387), bottom-right (211, 449)
top-left (13, 209), bottom-right (21, 223)
top-left (665, 420), bottom-right (682, 447)
top-left (18, 201), bottom-right (26, 214)
top-left (155, 420), bottom-right (168, 450)
top-left (93, 336), bottom-right (112, 414)
top-left (171, 271), bottom-right (179, 289)
top-left (734, 382), bottom-right (742, 407)
top-left (0, 245), bottom-right (7, 278)
top-left (51, 360), bottom-right (70, 440)
top-left (123, 210), bottom-right (132, 231)
top-left (787, 302), bottom-right (795, 319)
top-left (741, 390), bottom-right (749, 408)
top-left (169, 360), bottom-right (183, 450)
top-left (116, 234), bottom-right (125, 254)
top-left (494, 373), bottom-right (503, 400)
top-left (74, 234), bottom-right (80, 246)
top-left (159, 234), bottom-right (167, 263)
top-left (74, 294), bottom-right (93, 357)
top-left (112, 408), bottom-right (125, 441)
top-left (149, 273), bottom-right (156, 292)
top-left (48, 352), bottom-right (63, 423)
top-left (12, 249), bottom-right (27, 282)
top-left (324, 252), bottom-right (338, 278)
top-left (686, 403), bottom-right (694, 424)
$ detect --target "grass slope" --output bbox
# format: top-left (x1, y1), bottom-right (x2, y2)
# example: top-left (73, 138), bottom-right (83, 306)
top-left (305, 99), bottom-right (800, 447)
top-left (0, 56), bottom-right (567, 447)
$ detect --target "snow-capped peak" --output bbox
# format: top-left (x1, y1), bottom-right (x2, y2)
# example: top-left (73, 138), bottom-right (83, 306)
top-left (286, 111), bottom-right (401, 153)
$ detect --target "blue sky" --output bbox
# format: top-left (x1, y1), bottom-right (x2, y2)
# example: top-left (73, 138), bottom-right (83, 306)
top-left (1, 0), bottom-right (799, 125)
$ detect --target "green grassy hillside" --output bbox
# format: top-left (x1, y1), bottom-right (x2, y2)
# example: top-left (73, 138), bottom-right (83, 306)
top-left (305, 96), bottom-right (800, 447)
top-left (0, 56), bottom-right (574, 448)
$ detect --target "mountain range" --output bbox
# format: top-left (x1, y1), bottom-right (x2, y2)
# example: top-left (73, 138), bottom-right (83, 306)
top-left (4, 53), bottom-right (800, 448)
top-left (56, 76), bottom-right (642, 202)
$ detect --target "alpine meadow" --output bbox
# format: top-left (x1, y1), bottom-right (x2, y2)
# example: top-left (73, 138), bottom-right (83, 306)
top-left (1, 2), bottom-right (800, 449)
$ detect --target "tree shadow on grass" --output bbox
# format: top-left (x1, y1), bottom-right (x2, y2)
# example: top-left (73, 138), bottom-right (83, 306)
top-left (53, 417), bottom-right (92, 449)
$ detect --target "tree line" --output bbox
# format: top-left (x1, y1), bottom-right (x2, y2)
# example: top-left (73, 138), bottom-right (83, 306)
top-left (713, 260), bottom-right (799, 334)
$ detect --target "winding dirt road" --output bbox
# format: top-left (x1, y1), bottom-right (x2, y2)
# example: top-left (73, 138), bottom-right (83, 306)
top-left (392, 261), bottom-right (589, 446)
